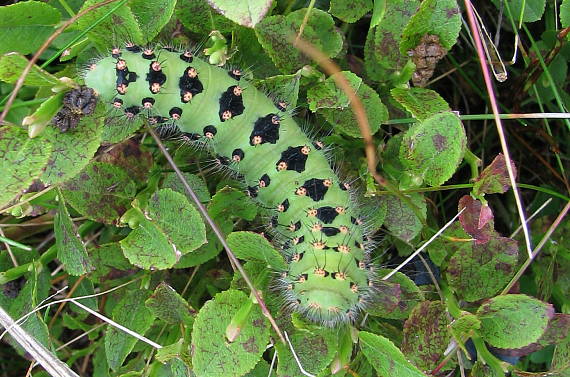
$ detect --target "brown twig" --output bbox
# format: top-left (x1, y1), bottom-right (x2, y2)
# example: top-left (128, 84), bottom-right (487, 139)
top-left (146, 125), bottom-right (286, 344)
top-left (291, 36), bottom-right (427, 224)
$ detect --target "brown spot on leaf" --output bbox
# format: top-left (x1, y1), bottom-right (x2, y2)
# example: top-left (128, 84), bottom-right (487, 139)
top-left (240, 337), bottom-right (258, 353)
top-left (432, 134), bottom-right (447, 152)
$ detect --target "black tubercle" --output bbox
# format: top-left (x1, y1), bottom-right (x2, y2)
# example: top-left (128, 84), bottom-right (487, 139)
top-left (280, 198), bottom-right (290, 212)
top-left (301, 178), bottom-right (330, 202)
top-left (203, 125), bottom-right (217, 138)
top-left (125, 44), bottom-right (141, 52)
top-left (124, 106), bottom-right (141, 117)
top-left (277, 146), bottom-right (308, 173)
top-left (216, 155), bottom-right (230, 165)
top-left (312, 141), bottom-right (324, 150)
top-left (169, 107), bottom-right (182, 119)
top-left (247, 186), bottom-right (259, 198)
top-left (316, 206), bottom-right (339, 224)
top-left (270, 216), bottom-right (278, 227)
top-left (322, 227), bottom-right (340, 236)
top-left (149, 115), bottom-right (169, 124)
top-left (218, 86), bottom-right (244, 121)
top-left (116, 62), bottom-right (137, 89)
top-left (147, 62), bottom-right (167, 92)
top-left (228, 69), bottom-right (241, 80)
top-left (179, 67), bottom-right (204, 101)
top-left (291, 221), bottom-right (301, 231)
top-left (142, 97), bottom-right (155, 107)
top-left (142, 49), bottom-right (156, 60)
top-left (276, 101), bottom-right (287, 111)
top-left (232, 148), bottom-right (244, 161)
top-left (259, 174), bottom-right (270, 187)
top-left (180, 51), bottom-right (193, 62)
top-left (182, 132), bottom-right (201, 141)
top-left (250, 114), bottom-right (280, 146)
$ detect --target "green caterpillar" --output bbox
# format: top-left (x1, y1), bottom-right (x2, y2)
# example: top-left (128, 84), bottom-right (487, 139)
top-left (84, 45), bottom-right (375, 326)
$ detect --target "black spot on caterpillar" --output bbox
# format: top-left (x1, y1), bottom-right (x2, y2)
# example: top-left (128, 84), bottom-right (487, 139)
top-left (84, 45), bottom-right (376, 326)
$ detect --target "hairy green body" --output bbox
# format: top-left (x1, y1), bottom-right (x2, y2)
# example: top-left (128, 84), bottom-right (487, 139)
top-left (84, 47), bottom-right (373, 325)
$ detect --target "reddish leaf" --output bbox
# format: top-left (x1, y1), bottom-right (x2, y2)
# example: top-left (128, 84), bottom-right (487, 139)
top-left (473, 153), bottom-right (517, 196)
top-left (458, 195), bottom-right (494, 244)
top-left (99, 139), bottom-right (153, 183)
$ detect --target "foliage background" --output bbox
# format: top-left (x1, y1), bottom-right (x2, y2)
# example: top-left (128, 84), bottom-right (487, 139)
top-left (0, 0), bottom-right (569, 376)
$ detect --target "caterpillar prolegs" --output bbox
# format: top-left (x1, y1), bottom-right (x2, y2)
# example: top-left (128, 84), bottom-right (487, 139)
top-left (84, 45), bottom-right (376, 326)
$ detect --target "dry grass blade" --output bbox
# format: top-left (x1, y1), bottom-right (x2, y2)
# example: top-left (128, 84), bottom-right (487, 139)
top-left (464, 0), bottom-right (533, 260)
top-left (0, 306), bottom-right (80, 377)
top-left (291, 36), bottom-right (427, 224)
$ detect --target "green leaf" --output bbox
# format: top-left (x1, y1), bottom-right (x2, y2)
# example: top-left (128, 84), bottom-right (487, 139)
top-left (120, 219), bottom-right (178, 269)
top-left (401, 301), bottom-right (451, 371)
top-left (161, 172), bottom-right (211, 205)
top-left (105, 289), bottom-right (155, 371)
top-left (368, 269), bottom-right (424, 319)
top-left (476, 294), bottom-right (554, 349)
top-left (88, 242), bottom-right (133, 283)
top-left (0, 53), bottom-right (61, 86)
top-left (400, 0), bottom-right (461, 52)
top-left (562, 0), bottom-right (570, 29)
top-left (380, 193), bottom-right (426, 242)
top-left (552, 339), bottom-right (570, 375)
top-left (449, 312), bottom-right (481, 340)
top-left (254, 72), bottom-right (301, 108)
top-left (493, 0), bottom-right (546, 23)
top-left (55, 192), bottom-right (93, 276)
top-left (101, 116), bottom-right (144, 144)
top-left (255, 8), bottom-right (343, 73)
top-left (174, 227), bottom-right (223, 268)
top-left (209, 186), bottom-right (257, 221)
top-left (370, 0), bottom-right (387, 28)
top-left (129, 0), bottom-right (176, 42)
top-left (275, 328), bottom-right (338, 377)
top-left (399, 112), bottom-right (466, 187)
top-left (0, 1), bottom-right (61, 55)
top-left (391, 87), bottom-right (451, 121)
top-left (207, 0), bottom-right (272, 27)
top-left (145, 282), bottom-right (195, 325)
top-left (62, 162), bottom-right (137, 225)
top-left (227, 231), bottom-right (287, 270)
top-left (192, 290), bottom-right (270, 377)
top-left (0, 126), bottom-right (52, 209)
top-left (121, 188), bottom-right (207, 269)
top-left (41, 109), bottom-right (104, 185)
top-left (144, 188), bottom-right (207, 254)
top-left (364, 0), bottom-right (419, 83)
top-left (307, 71), bottom-right (388, 138)
top-left (359, 331), bottom-right (427, 377)
top-left (446, 235), bottom-right (518, 302)
top-left (329, 0), bottom-right (373, 23)
top-left (4, 273), bottom-right (51, 355)
top-left (75, 0), bottom-right (143, 50)
top-left (175, 0), bottom-right (237, 34)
